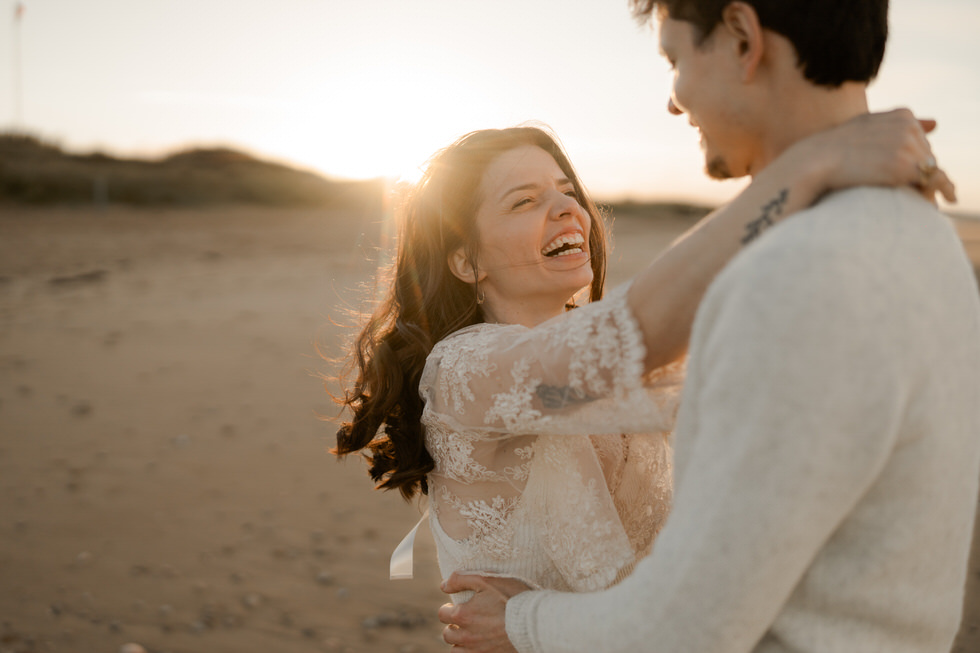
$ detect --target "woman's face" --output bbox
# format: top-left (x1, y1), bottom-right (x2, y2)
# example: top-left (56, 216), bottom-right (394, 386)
top-left (457, 144), bottom-right (593, 325)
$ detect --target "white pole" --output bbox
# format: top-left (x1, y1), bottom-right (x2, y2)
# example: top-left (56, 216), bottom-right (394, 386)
top-left (13, 2), bottom-right (23, 129)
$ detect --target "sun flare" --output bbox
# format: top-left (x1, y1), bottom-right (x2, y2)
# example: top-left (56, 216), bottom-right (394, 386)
top-left (278, 57), bottom-right (508, 184)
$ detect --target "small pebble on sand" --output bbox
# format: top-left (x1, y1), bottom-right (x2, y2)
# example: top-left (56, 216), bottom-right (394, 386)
top-left (118, 644), bottom-right (147, 653)
top-left (189, 620), bottom-right (208, 633)
top-left (241, 592), bottom-right (263, 609)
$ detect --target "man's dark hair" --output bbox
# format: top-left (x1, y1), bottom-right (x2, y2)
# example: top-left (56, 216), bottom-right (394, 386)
top-left (631, 0), bottom-right (888, 87)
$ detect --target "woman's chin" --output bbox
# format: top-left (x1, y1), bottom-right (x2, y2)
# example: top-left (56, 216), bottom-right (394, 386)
top-left (554, 270), bottom-right (594, 303)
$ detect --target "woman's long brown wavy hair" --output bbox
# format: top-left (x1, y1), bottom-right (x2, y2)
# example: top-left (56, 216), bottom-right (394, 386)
top-left (332, 126), bottom-right (609, 500)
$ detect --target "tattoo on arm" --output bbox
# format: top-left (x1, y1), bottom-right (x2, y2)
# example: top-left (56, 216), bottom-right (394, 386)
top-left (536, 384), bottom-right (599, 409)
top-left (741, 188), bottom-right (789, 245)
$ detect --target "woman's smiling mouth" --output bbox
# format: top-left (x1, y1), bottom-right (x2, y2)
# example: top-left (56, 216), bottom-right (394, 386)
top-left (541, 232), bottom-right (586, 258)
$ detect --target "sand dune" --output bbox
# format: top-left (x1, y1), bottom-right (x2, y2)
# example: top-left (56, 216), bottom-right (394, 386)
top-left (0, 205), bottom-right (977, 653)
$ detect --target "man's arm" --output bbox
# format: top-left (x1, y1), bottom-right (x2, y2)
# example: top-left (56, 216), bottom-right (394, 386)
top-left (446, 213), bottom-right (909, 652)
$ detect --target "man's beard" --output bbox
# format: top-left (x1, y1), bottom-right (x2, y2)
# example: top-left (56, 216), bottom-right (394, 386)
top-left (705, 155), bottom-right (733, 180)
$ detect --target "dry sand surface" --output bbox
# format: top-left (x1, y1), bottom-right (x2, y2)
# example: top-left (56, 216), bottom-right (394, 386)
top-left (0, 204), bottom-right (978, 653)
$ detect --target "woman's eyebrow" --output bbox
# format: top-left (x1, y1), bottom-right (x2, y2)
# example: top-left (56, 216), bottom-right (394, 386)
top-left (499, 177), bottom-right (572, 202)
top-left (499, 182), bottom-right (539, 201)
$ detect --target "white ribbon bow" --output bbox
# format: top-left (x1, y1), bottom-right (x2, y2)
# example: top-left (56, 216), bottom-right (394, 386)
top-left (389, 509), bottom-right (429, 580)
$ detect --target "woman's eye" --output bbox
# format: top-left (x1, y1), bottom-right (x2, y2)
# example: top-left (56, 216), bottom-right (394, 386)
top-left (512, 197), bottom-right (533, 209)
top-left (564, 189), bottom-right (579, 200)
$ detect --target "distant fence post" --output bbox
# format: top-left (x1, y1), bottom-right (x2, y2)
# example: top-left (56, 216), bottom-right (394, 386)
top-left (93, 173), bottom-right (108, 208)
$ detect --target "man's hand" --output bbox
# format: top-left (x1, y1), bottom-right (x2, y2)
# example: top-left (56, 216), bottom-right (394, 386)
top-left (804, 108), bottom-right (957, 204)
top-left (437, 572), bottom-right (531, 652)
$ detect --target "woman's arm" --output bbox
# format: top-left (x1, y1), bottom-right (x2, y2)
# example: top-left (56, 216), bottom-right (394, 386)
top-left (422, 111), bottom-right (949, 433)
top-left (628, 108), bottom-right (955, 371)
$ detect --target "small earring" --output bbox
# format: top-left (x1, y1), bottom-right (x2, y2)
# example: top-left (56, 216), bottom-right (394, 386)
top-left (476, 286), bottom-right (485, 305)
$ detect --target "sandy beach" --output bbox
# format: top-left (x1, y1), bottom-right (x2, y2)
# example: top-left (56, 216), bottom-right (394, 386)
top-left (1, 204), bottom-right (978, 653)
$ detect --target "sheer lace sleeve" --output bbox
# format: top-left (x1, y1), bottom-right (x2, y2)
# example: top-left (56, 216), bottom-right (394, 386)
top-left (419, 284), bottom-right (682, 438)
top-left (421, 284), bottom-right (681, 595)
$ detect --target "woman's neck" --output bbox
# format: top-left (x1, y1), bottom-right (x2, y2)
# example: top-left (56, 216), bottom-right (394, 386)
top-left (481, 298), bottom-right (569, 328)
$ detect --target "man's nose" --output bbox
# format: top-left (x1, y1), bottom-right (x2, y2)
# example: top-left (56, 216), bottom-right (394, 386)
top-left (667, 97), bottom-right (683, 115)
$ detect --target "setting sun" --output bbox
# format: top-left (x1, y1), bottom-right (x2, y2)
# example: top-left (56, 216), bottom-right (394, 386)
top-left (266, 54), bottom-right (510, 182)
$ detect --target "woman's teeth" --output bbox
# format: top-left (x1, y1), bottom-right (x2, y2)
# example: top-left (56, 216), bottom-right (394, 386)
top-left (542, 233), bottom-right (585, 257)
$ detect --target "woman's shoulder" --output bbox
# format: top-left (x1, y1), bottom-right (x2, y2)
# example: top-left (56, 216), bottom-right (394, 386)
top-left (421, 322), bottom-right (521, 403)
top-left (429, 322), bottom-right (526, 357)
top-left (431, 281), bottom-right (635, 355)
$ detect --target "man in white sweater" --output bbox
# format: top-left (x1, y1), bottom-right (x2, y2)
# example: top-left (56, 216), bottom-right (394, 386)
top-left (438, 1), bottom-right (980, 651)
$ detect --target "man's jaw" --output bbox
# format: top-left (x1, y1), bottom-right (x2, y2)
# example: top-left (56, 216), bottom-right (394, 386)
top-left (706, 155), bottom-right (734, 180)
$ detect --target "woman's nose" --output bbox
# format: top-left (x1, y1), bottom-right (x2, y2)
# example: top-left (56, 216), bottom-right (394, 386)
top-left (667, 97), bottom-right (683, 115)
top-left (551, 190), bottom-right (583, 220)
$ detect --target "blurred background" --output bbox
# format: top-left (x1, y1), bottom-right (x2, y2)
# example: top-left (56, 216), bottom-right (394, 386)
top-left (0, 0), bottom-right (978, 212)
top-left (1, 2), bottom-right (978, 652)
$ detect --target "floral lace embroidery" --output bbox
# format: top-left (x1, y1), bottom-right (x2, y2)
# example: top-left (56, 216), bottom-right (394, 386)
top-left (425, 418), bottom-right (531, 483)
top-left (532, 435), bottom-right (634, 591)
top-left (486, 357), bottom-right (545, 431)
top-left (436, 484), bottom-right (524, 561)
top-left (602, 433), bottom-right (673, 562)
top-left (433, 327), bottom-right (498, 416)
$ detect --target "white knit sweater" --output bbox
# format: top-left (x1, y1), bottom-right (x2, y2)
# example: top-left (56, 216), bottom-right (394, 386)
top-left (506, 187), bottom-right (980, 653)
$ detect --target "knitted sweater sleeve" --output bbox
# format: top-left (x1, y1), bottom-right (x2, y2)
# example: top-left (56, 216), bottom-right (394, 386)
top-left (506, 215), bottom-right (910, 653)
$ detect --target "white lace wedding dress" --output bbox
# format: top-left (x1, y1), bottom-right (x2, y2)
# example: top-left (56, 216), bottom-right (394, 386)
top-left (420, 285), bottom-right (682, 602)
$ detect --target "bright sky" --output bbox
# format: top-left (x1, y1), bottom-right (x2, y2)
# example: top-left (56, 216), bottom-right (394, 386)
top-left (2, 0), bottom-right (978, 213)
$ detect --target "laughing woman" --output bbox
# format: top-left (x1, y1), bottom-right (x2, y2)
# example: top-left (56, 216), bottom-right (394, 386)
top-left (333, 113), bottom-right (952, 600)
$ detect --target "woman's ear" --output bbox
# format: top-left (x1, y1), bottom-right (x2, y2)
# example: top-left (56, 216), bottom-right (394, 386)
top-left (447, 247), bottom-right (484, 284)
top-left (721, 1), bottom-right (764, 82)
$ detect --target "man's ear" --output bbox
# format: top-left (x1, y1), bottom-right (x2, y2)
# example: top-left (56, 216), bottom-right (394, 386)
top-left (448, 247), bottom-right (484, 284)
top-left (721, 1), bottom-right (764, 82)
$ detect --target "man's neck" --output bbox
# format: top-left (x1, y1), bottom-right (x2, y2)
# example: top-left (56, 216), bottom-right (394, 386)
top-left (752, 82), bottom-right (870, 176)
